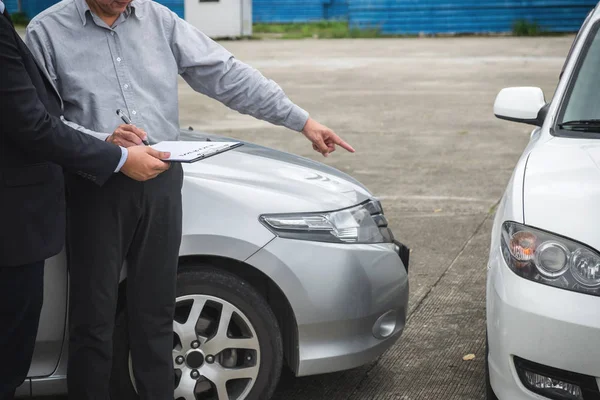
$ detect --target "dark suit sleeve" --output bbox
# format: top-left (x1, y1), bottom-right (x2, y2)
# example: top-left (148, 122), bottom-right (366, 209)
top-left (0, 20), bottom-right (121, 186)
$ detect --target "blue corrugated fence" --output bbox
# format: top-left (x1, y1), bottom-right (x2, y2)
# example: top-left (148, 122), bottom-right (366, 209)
top-left (155, 0), bottom-right (183, 18)
top-left (253, 0), bottom-right (598, 33)
top-left (4, 0), bottom-right (18, 13)
top-left (6, 0), bottom-right (55, 16)
top-left (8, 0), bottom-right (599, 34)
top-left (253, 0), bottom-right (349, 22)
top-left (253, 0), bottom-right (326, 23)
top-left (348, 0), bottom-right (597, 34)
top-left (6, 0), bottom-right (184, 19)
top-left (326, 0), bottom-right (349, 20)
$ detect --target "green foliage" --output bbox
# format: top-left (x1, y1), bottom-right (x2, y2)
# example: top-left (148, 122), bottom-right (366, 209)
top-left (512, 19), bottom-right (543, 36)
top-left (253, 21), bottom-right (382, 39)
top-left (11, 12), bottom-right (30, 26)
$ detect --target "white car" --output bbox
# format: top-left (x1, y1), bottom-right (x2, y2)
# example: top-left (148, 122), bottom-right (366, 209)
top-left (486, 5), bottom-right (600, 400)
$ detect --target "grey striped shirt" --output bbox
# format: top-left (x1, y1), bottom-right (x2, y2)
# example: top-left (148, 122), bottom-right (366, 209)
top-left (25, 0), bottom-right (309, 143)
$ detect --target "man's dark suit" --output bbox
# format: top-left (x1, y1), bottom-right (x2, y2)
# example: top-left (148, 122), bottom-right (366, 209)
top-left (0, 9), bottom-right (121, 399)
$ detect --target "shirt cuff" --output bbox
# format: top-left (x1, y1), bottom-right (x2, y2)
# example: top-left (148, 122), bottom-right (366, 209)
top-left (114, 147), bottom-right (128, 173)
top-left (284, 105), bottom-right (310, 132)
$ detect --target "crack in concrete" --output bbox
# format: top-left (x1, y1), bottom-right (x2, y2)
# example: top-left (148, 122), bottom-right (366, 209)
top-left (346, 201), bottom-right (499, 400)
top-left (405, 211), bottom-right (495, 322)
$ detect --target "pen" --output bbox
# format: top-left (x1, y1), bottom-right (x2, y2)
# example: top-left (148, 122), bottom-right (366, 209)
top-left (116, 109), bottom-right (149, 146)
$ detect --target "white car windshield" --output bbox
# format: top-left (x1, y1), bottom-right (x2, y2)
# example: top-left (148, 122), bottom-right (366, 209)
top-left (559, 23), bottom-right (600, 133)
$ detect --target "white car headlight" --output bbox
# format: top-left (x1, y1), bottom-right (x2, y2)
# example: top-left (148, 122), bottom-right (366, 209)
top-left (502, 221), bottom-right (600, 293)
top-left (260, 200), bottom-right (393, 244)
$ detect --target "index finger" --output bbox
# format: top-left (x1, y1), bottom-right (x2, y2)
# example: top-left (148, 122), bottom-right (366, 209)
top-left (120, 124), bottom-right (147, 139)
top-left (334, 136), bottom-right (355, 153)
top-left (117, 130), bottom-right (143, 145)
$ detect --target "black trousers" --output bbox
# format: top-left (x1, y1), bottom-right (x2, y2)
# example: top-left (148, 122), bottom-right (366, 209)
top-left (65, 163), bottom-right (183, 400)
top-left (0, 261), bottom-right (44, 400)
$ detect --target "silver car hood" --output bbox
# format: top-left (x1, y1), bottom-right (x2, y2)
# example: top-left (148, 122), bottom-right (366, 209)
top-left (523, 137), bottom-right (600, 250)
top-left (178, 130), bottom-right (373, 212)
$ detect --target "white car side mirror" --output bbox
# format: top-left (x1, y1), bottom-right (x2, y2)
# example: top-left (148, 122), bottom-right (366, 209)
top-left (494, 87), bottom-right (548, 127)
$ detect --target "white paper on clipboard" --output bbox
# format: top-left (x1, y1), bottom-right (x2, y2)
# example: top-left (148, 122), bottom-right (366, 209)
top-left (150, 141), bottom-right (243, 163)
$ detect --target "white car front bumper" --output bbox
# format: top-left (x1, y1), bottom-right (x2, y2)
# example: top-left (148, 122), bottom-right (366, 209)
top-left (487, 255), bottom-right (600, 400)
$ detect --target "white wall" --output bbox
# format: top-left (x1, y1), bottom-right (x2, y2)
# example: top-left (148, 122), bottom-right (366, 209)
top-left (241, 0), bottom-right (252, 36)
top-left (185, 0), bottom-right (252, 38)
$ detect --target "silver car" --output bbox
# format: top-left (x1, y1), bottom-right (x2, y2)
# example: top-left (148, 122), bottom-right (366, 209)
top-left (17, 130), bottom-right (410, 400)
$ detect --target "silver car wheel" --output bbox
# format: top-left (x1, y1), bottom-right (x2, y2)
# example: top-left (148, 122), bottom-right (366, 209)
top-left (128, 294), bottom-right (261, 400)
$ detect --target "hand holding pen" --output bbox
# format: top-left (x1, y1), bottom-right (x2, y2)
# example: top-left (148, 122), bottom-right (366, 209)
top-left (105, 109), bottom-right (150, 147)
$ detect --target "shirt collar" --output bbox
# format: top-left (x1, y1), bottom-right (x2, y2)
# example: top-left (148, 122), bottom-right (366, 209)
top-left (0, 1), bottom-right (5, 14)
top-left (75, 0), bottom-right (142, 26)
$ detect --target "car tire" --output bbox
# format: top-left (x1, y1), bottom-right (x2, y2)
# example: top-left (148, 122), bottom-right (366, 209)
top-left (486, 334), bottom-right (499, 400)
top-left (111, 266), bottom-right (284, 400)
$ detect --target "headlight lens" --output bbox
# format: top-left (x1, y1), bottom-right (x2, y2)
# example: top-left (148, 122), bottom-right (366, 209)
top-left (534, 241), bottom-right (569, 278)
top-left (502, 222), bottom-right (600, 295)
top-left (260, 200), bottom-right (393, 244)
top-left (570, 248), bottom-right (600, 287)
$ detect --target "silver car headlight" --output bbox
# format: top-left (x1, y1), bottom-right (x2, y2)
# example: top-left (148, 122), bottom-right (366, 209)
top-left (260, 200), bottom-right (393, 244)
top-left (502, 221), bottom-right (600, 294)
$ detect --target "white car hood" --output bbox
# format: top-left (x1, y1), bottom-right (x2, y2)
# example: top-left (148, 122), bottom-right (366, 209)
top-left (524, 137), bottom-right (600, 250)
top-left (177, 131), bottom-right (372, 213)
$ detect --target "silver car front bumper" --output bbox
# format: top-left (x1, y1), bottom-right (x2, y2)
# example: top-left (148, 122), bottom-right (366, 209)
top-left (246, 237), bottom-right (409, 377)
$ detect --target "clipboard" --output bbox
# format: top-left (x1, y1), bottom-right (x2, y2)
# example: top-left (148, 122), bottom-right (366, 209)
top-left (150, 141), bottom-right (244, 163)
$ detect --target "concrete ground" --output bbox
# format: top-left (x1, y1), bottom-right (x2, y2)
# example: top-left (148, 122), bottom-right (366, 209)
top-left (32, 35), bottom-right (574, 399)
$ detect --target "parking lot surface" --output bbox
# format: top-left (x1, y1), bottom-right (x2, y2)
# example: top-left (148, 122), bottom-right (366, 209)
top-left (33, 35), bottom-right (574, 399)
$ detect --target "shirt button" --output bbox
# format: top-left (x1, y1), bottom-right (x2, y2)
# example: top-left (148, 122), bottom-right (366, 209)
top-left (111, 31), bottom-right (115, 36)
top-left (117, 57), bottom-right (121, 62)
top-left (131, 110), bottom-right (137, 115)
top-left (123, 84), bottom-right (129, 89)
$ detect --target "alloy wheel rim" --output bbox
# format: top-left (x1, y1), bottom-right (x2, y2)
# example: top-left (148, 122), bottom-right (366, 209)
top-left (128, 294), bottom-right (261, 400)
